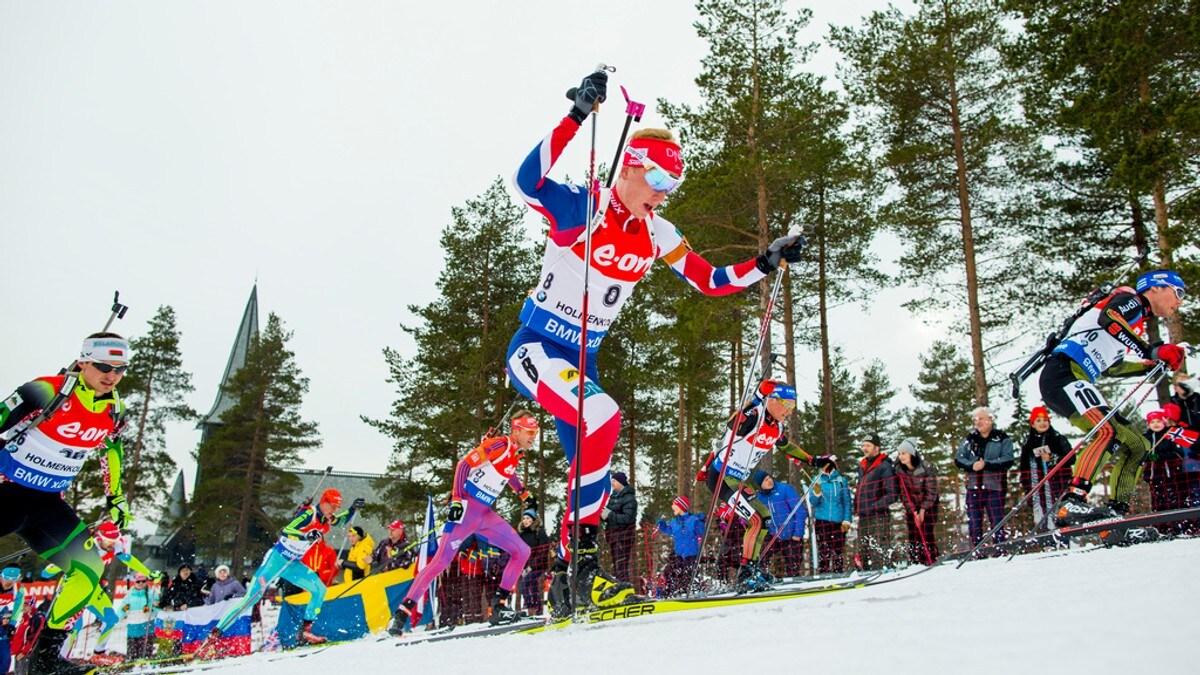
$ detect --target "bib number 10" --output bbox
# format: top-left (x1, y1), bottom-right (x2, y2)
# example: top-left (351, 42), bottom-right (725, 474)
top-left (1066, 381), bottom-right (1105, 415)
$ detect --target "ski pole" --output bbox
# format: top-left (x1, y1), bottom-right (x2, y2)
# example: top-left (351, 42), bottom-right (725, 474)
top-left (687, 235), bottom-right (799, 596)
top-left (958, 362), bottom-right (1168, 566)
top-left (895, 468), bottom-right (933, 565)
top-left (1, 292), bottom-right (129, 444)
top-left (566, 63), bottom-right (624, 608)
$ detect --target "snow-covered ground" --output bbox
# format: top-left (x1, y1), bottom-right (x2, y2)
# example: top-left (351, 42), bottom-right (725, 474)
top-left (109, 538), bottom-right (1200, 674)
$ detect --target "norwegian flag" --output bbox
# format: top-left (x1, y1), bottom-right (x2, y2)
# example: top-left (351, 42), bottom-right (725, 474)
top-left (413, 494), bottom-right (438, 624)
top-left (1167, 426), bottom-right (1198, 449)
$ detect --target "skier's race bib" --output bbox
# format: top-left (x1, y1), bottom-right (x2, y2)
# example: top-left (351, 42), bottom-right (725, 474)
top-left (464, 463), bottom-right (510, 506)
top-left (1063, 380), bottom-right (1107, 415)
top-left (726, 491), bottom-right (756, 522)
top-left (0, 427), bottom-right (92, 492)
top-left (273, 536), bottom-right (311, 561)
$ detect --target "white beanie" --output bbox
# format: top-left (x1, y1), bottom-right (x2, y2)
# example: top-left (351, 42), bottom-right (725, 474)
top-left (897, 438), bottom-right (921, 459)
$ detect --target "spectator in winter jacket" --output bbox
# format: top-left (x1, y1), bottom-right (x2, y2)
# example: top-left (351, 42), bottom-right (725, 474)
top-left (301, 539), bottom-right (340, 586)
top-left (204, 565), bottom-right (246, 605)
top-left (1170, 377), bottom-right (1200, 531)
top-left (159, 564), bottom-right (204, 610)
top-left (895, 439), bottom-right (939, 565)
top-left (517, 510), bottom-right (552, 614)
top-left (10, 598), bottom-right (49, 675)
top-left (955, 407), bottom-right (1015, 547)
top-left (1018, 406), bottom-right (1075, 530)
top-left (655, 496), bottom-right (705, 597)
top-left (1143, 409), bottom-right (1189, 535)
top-left (855, 434), bottom-right (897, 570)
top-left (370, 520), bottom-right (417, 574)
top-left (340, 526), bottom-right (374, 583)
top-left (121, 573), bottom-right (159, 660)
top-left (602, 472), bottom-right (639, 584)
top-left (755, 470), bottom-right (806, 577)
top-left (809, 455), bottom-right (852, 574)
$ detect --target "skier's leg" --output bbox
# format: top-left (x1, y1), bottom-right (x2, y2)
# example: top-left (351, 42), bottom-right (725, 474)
top-left (215, 551), bottom-right (282, 634)
top-left (403, 504), bottom-right (487, 603)
top-left (279, 562), bottom-right (327, 622)
top-left (88, 590), bottom-right (120, 653)
top-left (507, 333), bottom-right (620, 559)
top-left (1040, 358), bottom-right (1118, 495)
top-left (476, 511), bottom-right (531, 592)
top-left (1108, 423), bottom-right (1150, 505)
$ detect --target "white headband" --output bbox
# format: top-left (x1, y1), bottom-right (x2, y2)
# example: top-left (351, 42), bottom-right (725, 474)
top-left (80, 337), bottom-right (131, 364)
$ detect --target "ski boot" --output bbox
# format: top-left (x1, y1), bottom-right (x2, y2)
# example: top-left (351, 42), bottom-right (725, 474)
top-left (735, 560), bottom-right (775, 594)
top-left (27, 627), bottom-right (90, 675)
top-left (488, 588), bottom-right (519, 626)
top-left (1100, 525), bottom-right (1161, 547)
top-left (547, 561), bottom-right (574, 620)
top-left (1053, 481), bottom-right (1118, 527)
top-left (297, 619), bottom-right (327, 645)
top-left (575, 525), bottom-right (636, 608)
top-left (88, 650), bottom-right (125, 666)
top-left (387, 598), bottom-right (417, 636)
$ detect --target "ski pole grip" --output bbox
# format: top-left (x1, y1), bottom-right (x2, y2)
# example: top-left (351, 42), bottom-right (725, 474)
top-left (621, 86), bottom-right (645, 121)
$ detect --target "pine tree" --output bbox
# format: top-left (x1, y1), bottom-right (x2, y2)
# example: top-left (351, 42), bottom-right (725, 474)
top-left (792, 347), bottom-right (858, 457)
top-left (189, 313), bottom-right (319, 576)
top-left (902, 340), bottom-right (976, 467)
top-left (118, 306), bottom-right (196, 512)
top-left (850, 359), bottom-right (904, 448)
top-left (831, 0), bottom-right (1048, 406)
top-left (365, 178), bottom-right (539, 518)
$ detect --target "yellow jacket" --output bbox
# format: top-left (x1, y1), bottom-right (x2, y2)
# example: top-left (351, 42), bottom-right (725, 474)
top-left (342, 534), bottom-right (375, 583)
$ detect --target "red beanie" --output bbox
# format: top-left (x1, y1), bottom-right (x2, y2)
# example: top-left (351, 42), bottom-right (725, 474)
top-left (673, 495), bottom-right (690, 512)
top-left (1028, 406), bottom-right (1050, 424)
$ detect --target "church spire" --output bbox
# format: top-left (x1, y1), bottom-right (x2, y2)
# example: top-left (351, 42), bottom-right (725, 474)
top-left (197, 284), bottom-right (259, 439)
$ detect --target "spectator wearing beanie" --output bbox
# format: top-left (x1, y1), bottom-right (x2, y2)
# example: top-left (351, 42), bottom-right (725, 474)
top-left (340, 526), bottom-right (375, 583)
top-left (602, 472), bottom-right (638, 584)
top-left (854, 434), bottom-right (897, 571)
top-left (894, 439), bottom-right (939, 565)
top-left (754, 470), bottom-right (806, 577)
top-left (655, 496), bottom-right (705, 597)
top-left (955, 407), bottom-right (1014, 547)
top-left (1144, 407), bottom-right (1193, 535)
top-left (809, 455), bottom-right (852, 574)
top-left (517, 510), bottom-right (552, 614)
top-left (204, 565), bottom-right (246, 605)
top-left (1018, 406), bottom-right (1075, 530)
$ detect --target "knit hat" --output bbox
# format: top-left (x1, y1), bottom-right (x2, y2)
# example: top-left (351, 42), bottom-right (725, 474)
top-left (80, 336), bottom-right (131, 364)
top-left (753, 469), bottom-right (772, 491)
top-left (672, 496), bottom-right (690, 512)
top-left (349, 526), bottom-right (365, 538)
top-left (522, 509), bottom-right (538, 521)
top-left (387, 519), bottom-right (405, 530)
top-left (1161, 403), bottom-right (1182, 423)
top-left (896, 438), bottom-right (921, 460)
top-left (864, 434), bottom-right (882, 449)
top-left (1174, 374), bottom-right (1198, 397)
top-left (1028, 406), bottom-right (1050, 424)
top-left (1136, 269), bottom-right (1186, 295)
top-left (96, 522), bottom-right (121, 540)
top-left (612, 471), bottom-right (628, 487)
top-left (215, 565), bottom-right (230, 576)
top-left (1146, 409), bottom-right (1169, 423)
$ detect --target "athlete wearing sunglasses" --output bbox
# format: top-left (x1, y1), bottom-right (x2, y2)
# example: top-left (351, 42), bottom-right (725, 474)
top-left (508, 68), bottom-right (806, 616)
top-left (0, 331), bottom-right (131, 674)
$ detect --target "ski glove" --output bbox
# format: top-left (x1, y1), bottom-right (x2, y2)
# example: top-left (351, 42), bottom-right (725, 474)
top-left (107, 494), bottom-right (131, 528)
top-left (566, 70), bottom-right (608, 124)
top-left (351, 497), bottom-right (366, 510)
top-left (305, 529), bottom-right (324, 543)
top-left (1150, 342), bottom-right (1186, 371)
top-left (521, 491), bottom-right (538, 512)
top-left (755, 233), bottom-right (807, 273)
top-left (446, 501), bottom-right (465, 523)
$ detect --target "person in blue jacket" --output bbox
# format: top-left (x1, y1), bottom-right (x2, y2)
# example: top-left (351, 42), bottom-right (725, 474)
top-left (655, 496), bottom-right (705, 597)
top-left (809, 456), bottom-right (852, 574)
top-left (754, 470), bottom-right (807, 577)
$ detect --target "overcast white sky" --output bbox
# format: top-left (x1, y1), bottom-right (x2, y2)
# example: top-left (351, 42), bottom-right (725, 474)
top-left (1, 1), bottom-right (966, 493)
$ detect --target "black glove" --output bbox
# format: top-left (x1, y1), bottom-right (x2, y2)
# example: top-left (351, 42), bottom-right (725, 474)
top-left (351, 497), bottom-right (366, 510)
top-left (446, 501), bottom-right (464, 523)
top-left (522, 492), bottom-right (539, 512)
top-left (305, 529), bottom-right (324, 543)
top-left (755, 233), bottom-right (807, 273)
top-left (566, 70), bottom-right (608, 124)
top-left (107, 494), bottom-right (131, 528)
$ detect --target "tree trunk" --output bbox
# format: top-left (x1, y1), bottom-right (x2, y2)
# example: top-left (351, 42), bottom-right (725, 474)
top-left (947, 45), bottom-right (988, 407)
top-left (126, 364), bottom-right (156, 508)
top-left (233, 388), bottom-right (267, 578)
top-left (782, 268), bottom-right (799, 487)
top-left (678, 381), bottom-right (686, 498)
top-left (818, 219), bottom-right (836, 456)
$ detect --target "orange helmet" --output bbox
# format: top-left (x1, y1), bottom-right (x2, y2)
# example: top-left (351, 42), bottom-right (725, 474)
top-left (320, 489), bottom-right (343, 507)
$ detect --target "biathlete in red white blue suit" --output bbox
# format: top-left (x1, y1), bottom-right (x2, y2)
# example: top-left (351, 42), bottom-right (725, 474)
top-left (390, 413), bottom-right (540, 632)
top-left (506, 69), bottom-right (805, 615)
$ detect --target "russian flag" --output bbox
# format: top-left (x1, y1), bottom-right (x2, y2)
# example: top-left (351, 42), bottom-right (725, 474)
top-left (155, 599), bottom-right (252, 657)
